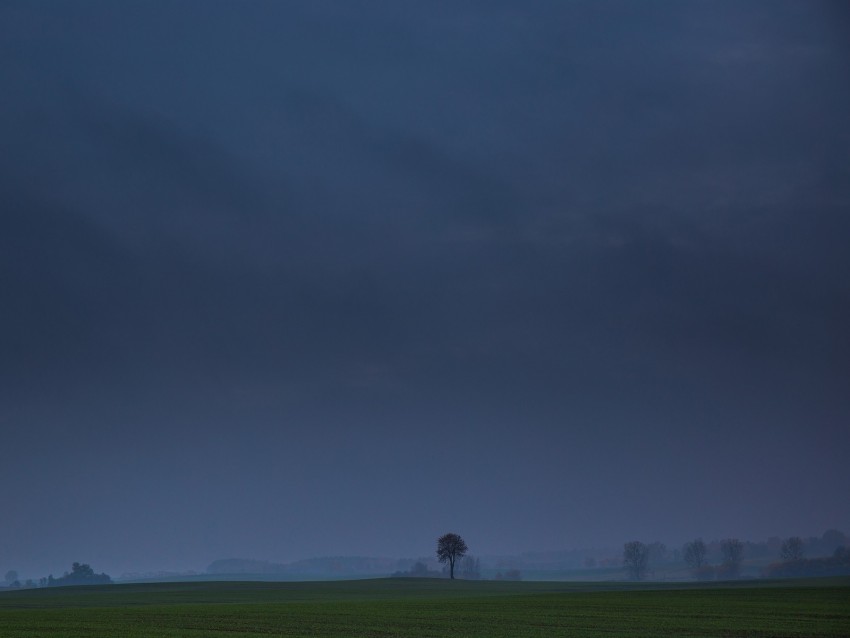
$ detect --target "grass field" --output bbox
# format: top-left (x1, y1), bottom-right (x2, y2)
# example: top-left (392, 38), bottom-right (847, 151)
top-left (1, 577), bottom-right (848, 637)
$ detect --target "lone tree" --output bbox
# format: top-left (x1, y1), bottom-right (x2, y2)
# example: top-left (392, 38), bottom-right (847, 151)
top-left (683, 538), bottom-right (707, 569)
top-left (436, 533), bottom-right (468, 579)
top-left (623, 541), bottom-right (649, 581)
top-left (780, 536), bottom-right (804, 561)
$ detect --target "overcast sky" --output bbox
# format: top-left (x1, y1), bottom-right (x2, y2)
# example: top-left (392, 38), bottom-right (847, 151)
top-left (2, 0), bottom-right (849, 578)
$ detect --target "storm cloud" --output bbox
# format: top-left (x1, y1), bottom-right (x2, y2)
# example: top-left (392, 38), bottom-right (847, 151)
top-left (1, 1), bottom-right (848, 577)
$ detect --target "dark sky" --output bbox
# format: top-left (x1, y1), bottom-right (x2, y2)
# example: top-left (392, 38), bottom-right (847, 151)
top-left (2, 1), bottom-right (849, 578)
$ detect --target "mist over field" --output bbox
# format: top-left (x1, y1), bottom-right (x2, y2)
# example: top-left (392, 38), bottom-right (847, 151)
top-left (2, 1), bottom-right (849, 580)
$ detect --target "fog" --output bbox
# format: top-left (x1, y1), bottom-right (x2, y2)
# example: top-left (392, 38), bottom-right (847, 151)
top-left (1, 1), bottom-right (849, 580)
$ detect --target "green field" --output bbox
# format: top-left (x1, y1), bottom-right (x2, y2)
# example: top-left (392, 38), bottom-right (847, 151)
top-left (1, 577), bottom-right (848, 637)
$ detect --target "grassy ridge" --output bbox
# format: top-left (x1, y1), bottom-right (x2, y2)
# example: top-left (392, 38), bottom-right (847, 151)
top-left (1, 577), bottom-right (848, 637)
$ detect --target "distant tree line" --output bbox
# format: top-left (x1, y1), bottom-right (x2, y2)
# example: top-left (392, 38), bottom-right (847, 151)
top-left (762, 544), bottom-right (850, 579)
top-left (46, 562), bottom-right (112, 587)
top-left (621, 541), bottom-right (671, 580)
top-left (208, 556), bottom-right (405, 577)
top-left (621, 530), bottom-right (850, 581)
top-left (1, 563), bottom-right (111, 589)
top-left (4, 570), bottom-right (23, 589)
top-left (391, 560), bottom-right (443, 578)
top-left (679, 536), bottom-right (803, 580)
top-left (624, 536), bottom-right (745, 581)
